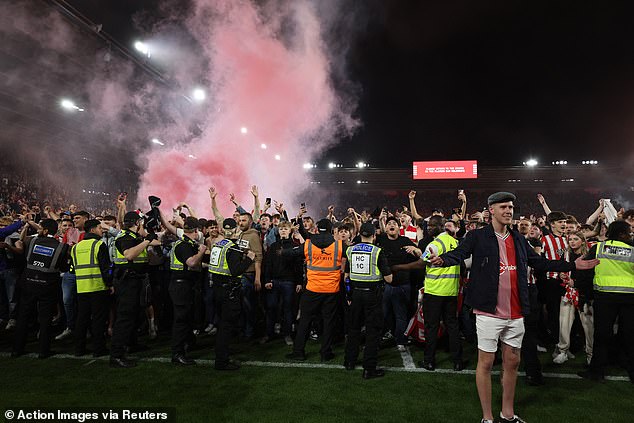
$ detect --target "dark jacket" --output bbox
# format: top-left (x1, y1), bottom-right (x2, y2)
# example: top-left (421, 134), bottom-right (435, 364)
top-left (264, 237), bottom-right (303, 284)
top-left (440, 225), bottom-right (575, 316)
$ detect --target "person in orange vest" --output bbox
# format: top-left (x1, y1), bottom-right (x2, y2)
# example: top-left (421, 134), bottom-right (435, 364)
top-left (285, 219), bottom-right (345, 361)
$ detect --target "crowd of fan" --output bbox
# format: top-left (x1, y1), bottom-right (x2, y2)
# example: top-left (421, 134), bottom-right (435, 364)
top-left (1, 182), bottom-right (633, 380)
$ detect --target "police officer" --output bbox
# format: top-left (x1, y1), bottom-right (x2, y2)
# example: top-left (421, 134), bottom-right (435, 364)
top-left (72, 219), bottom-right (112, 357)
top-left (208, 218), bottom-right (255, 370)
top-left (578, 220), bottom-right (634, 382)
top-left (12, 218), bottom-right (70, 358)
top-left (344, 222), bottom-right (392, 379)
top-left (110, 211), bottom-right (161, 368)
top-left (286, 218), bottom-right (344, 362)
top-left (169, 217), bottom-right (207, 365)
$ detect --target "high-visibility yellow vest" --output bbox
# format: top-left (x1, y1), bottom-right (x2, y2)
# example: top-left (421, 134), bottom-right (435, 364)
top-left (424, 232), bottom-right (460, 296)
top-left (593, 240), bottom-right (634, 294)
top-left (347, 243), bottom-right (383, 283)
top-left (170, 237), bottom-right (199, 271)
top-left (208, 239), bottom-right (237, 276)
top-left (113, 230), bottom-right (148, 266)
top-left (71, 238), bottom-right (107, 293)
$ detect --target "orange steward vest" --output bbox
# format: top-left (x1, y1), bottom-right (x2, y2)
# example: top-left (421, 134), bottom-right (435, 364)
top-left (304, 240), bottom-right (343, 293)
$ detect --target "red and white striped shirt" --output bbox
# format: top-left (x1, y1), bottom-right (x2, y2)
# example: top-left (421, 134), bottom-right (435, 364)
top-left (541, 233), bottom-right (568, 279)
top-left (400, 225), bottom-right (418, 242)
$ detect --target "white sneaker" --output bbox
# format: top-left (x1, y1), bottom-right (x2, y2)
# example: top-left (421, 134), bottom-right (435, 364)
top-left (536, 345), bottom-right (547, 353)
top-left (396, 344), bottom-right (407, 352)
top-left (274, 323), bottom-right (281, 335)
top-left (552, 349), bottom-right (560, 359)
top-left (284, 335), bottom-right (293, 346)
top-left (566, 351), bottom-right (575, 359)
top-left (204, 324), bottom-right (214, 334)
top-left (553, 351), bottom-right (568, 364)
top-left (55, 328), bottom-right (72, 340)
top-left (5, 319), bottom-right (16, 330)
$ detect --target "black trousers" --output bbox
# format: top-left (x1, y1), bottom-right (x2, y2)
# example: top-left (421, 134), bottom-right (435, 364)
top-left (544, 278), bottom-right (564, 342)
top-left (212, 281), bottom-right (242, 366)
top-left (590, 292), bottom-right (634, 377)
top-left (521, 285), bottom-right (542, 377)
top-left (423, 293), bottom-right (462, 364)
top-left (169, 278), bottom-right (195, 356)
top-left (75, 290), bottom-right (110, 354)
top-left (110, 275), bottom-right (143, 358)
top-left (13, 280), bottom-right (58, 355)
top-left (345, 287), bottom-right (383, 370)
top-left (293, 290), bottom-right (338, 357)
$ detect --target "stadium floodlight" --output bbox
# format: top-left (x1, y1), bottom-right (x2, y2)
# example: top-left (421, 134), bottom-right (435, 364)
top-left (274, 154), bottom-right (281, 161)
top-left (134, 41), bottom-right (150, 57)
top-left (582, 160), bottom-right (598, 165)
top-left (523, 159), bottom-right (538, 167)
top-left (192, 88), bottom-right (206, 102)
top-left (356, 180), bottom-right (361, 184)
top-left (240, 127), bottom-right (248, 134)
top-left (151, 138), bottom-right (164, 146)
top-left (328, 162), bottom-right (335, 169)
top-left (260, 143), bottom-right (267, 149)
top-left (303, 163), bottom-right (316, 169)
top-left (356, 161), bottom-right (366, 168)
top-left (60, 98), bottom-right (84, 112)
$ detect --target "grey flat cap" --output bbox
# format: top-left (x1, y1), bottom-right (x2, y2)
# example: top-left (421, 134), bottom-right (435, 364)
top-left (487, 192), bottom-right (516, 206)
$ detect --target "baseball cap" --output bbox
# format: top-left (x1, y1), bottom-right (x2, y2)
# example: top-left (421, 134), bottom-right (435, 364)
top-left (222, 218), bottom-right (237, 230)
top-left (123, 211), bottom-right (141, 224)
top-left (316, 218), bottom-right (333, 233)
top-left (359, 222), bottom-right (376, 237)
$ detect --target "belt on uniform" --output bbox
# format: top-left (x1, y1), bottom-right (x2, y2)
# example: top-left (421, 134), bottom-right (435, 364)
top-left (352, 284), bottom-right (381, 291)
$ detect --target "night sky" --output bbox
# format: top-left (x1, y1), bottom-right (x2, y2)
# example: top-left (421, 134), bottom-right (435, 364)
top-left (67, 0), bottom-right (634, 168)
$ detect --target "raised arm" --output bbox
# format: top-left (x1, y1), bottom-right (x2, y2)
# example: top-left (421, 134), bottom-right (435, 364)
top-left (586, 199), bottom-right (604, 225)
top-left (209, 187), bottom-right (225, 228)
top-left (537, 193), bottom-right (552, 216)
top-left (159, 208), bottom-right (178, 236)
top-left (251, 185), bottom-right (261, 220)
top-left (408, 190), bottom-right (422, 221)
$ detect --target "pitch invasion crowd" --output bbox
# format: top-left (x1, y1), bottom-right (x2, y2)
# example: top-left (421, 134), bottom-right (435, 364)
top-left (1, 185), bottom-right (633, 423)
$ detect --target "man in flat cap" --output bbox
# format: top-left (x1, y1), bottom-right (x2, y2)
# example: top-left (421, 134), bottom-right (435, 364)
top-left (429, 192), bottom-right (600, 423)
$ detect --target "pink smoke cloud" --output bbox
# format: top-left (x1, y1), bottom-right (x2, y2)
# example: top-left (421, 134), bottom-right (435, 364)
top-left (137, 0), bottom-right (357, 214)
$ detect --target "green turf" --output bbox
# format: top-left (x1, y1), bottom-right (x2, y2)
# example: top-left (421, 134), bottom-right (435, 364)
top-left (1, 330), bottom-right (633, 422)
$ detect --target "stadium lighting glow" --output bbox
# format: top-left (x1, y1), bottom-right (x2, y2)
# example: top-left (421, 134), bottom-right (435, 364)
top-left (274, 154), bottom-right (281, 161)
top-left (188, 154), bottom-right (197, 159)
top-left (240, 127), bottom-right (248, 134)
top-left (328, 162), bottom-right (335, 169)
top-left (151, 138), bottom-right (164, 146)
top-left (523, 159), bottom-right (538, 167)
top-left (356, 161), bottom-right (368, 168)
top-left (303, 163), bottom-right (316, 169)
top-left (356, 180), bottom-right (361, 184)
top-left (60, 98), bottom-right (84, 112)
top-left (260, 143), bottom-right (267, 149)
top-left (192, 88), bottom-right (206, 102)
top-left (134, 41), bottom-right (150, 57)
top-left (582, 160), bottom-right (598, 165)
top-left (552, 160), bottom-right (568, 165)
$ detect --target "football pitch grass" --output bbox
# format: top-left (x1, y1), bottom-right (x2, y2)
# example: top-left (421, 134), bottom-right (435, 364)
top-left (1, 331), bottom-right (633, 423)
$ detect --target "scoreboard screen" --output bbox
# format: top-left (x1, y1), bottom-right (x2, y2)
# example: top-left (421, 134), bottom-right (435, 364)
top-left (412, 160), bottom-right (478, 180)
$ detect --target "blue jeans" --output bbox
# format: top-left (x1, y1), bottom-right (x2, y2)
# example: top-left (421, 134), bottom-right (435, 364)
top-left (265, 280), bottom-right (296, 337)
top-left (61, 272), bottom-right (77, 330)
top-left (240, 274), bottom-right (256, 338)
top-left (0, 268), bottom-right (17, 320)
top-left (383, 283), bottom-right (411, 345)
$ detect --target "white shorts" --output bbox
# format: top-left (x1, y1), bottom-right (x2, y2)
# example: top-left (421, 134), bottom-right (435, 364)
top-left (476, 315), bottom-right (525, 353)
